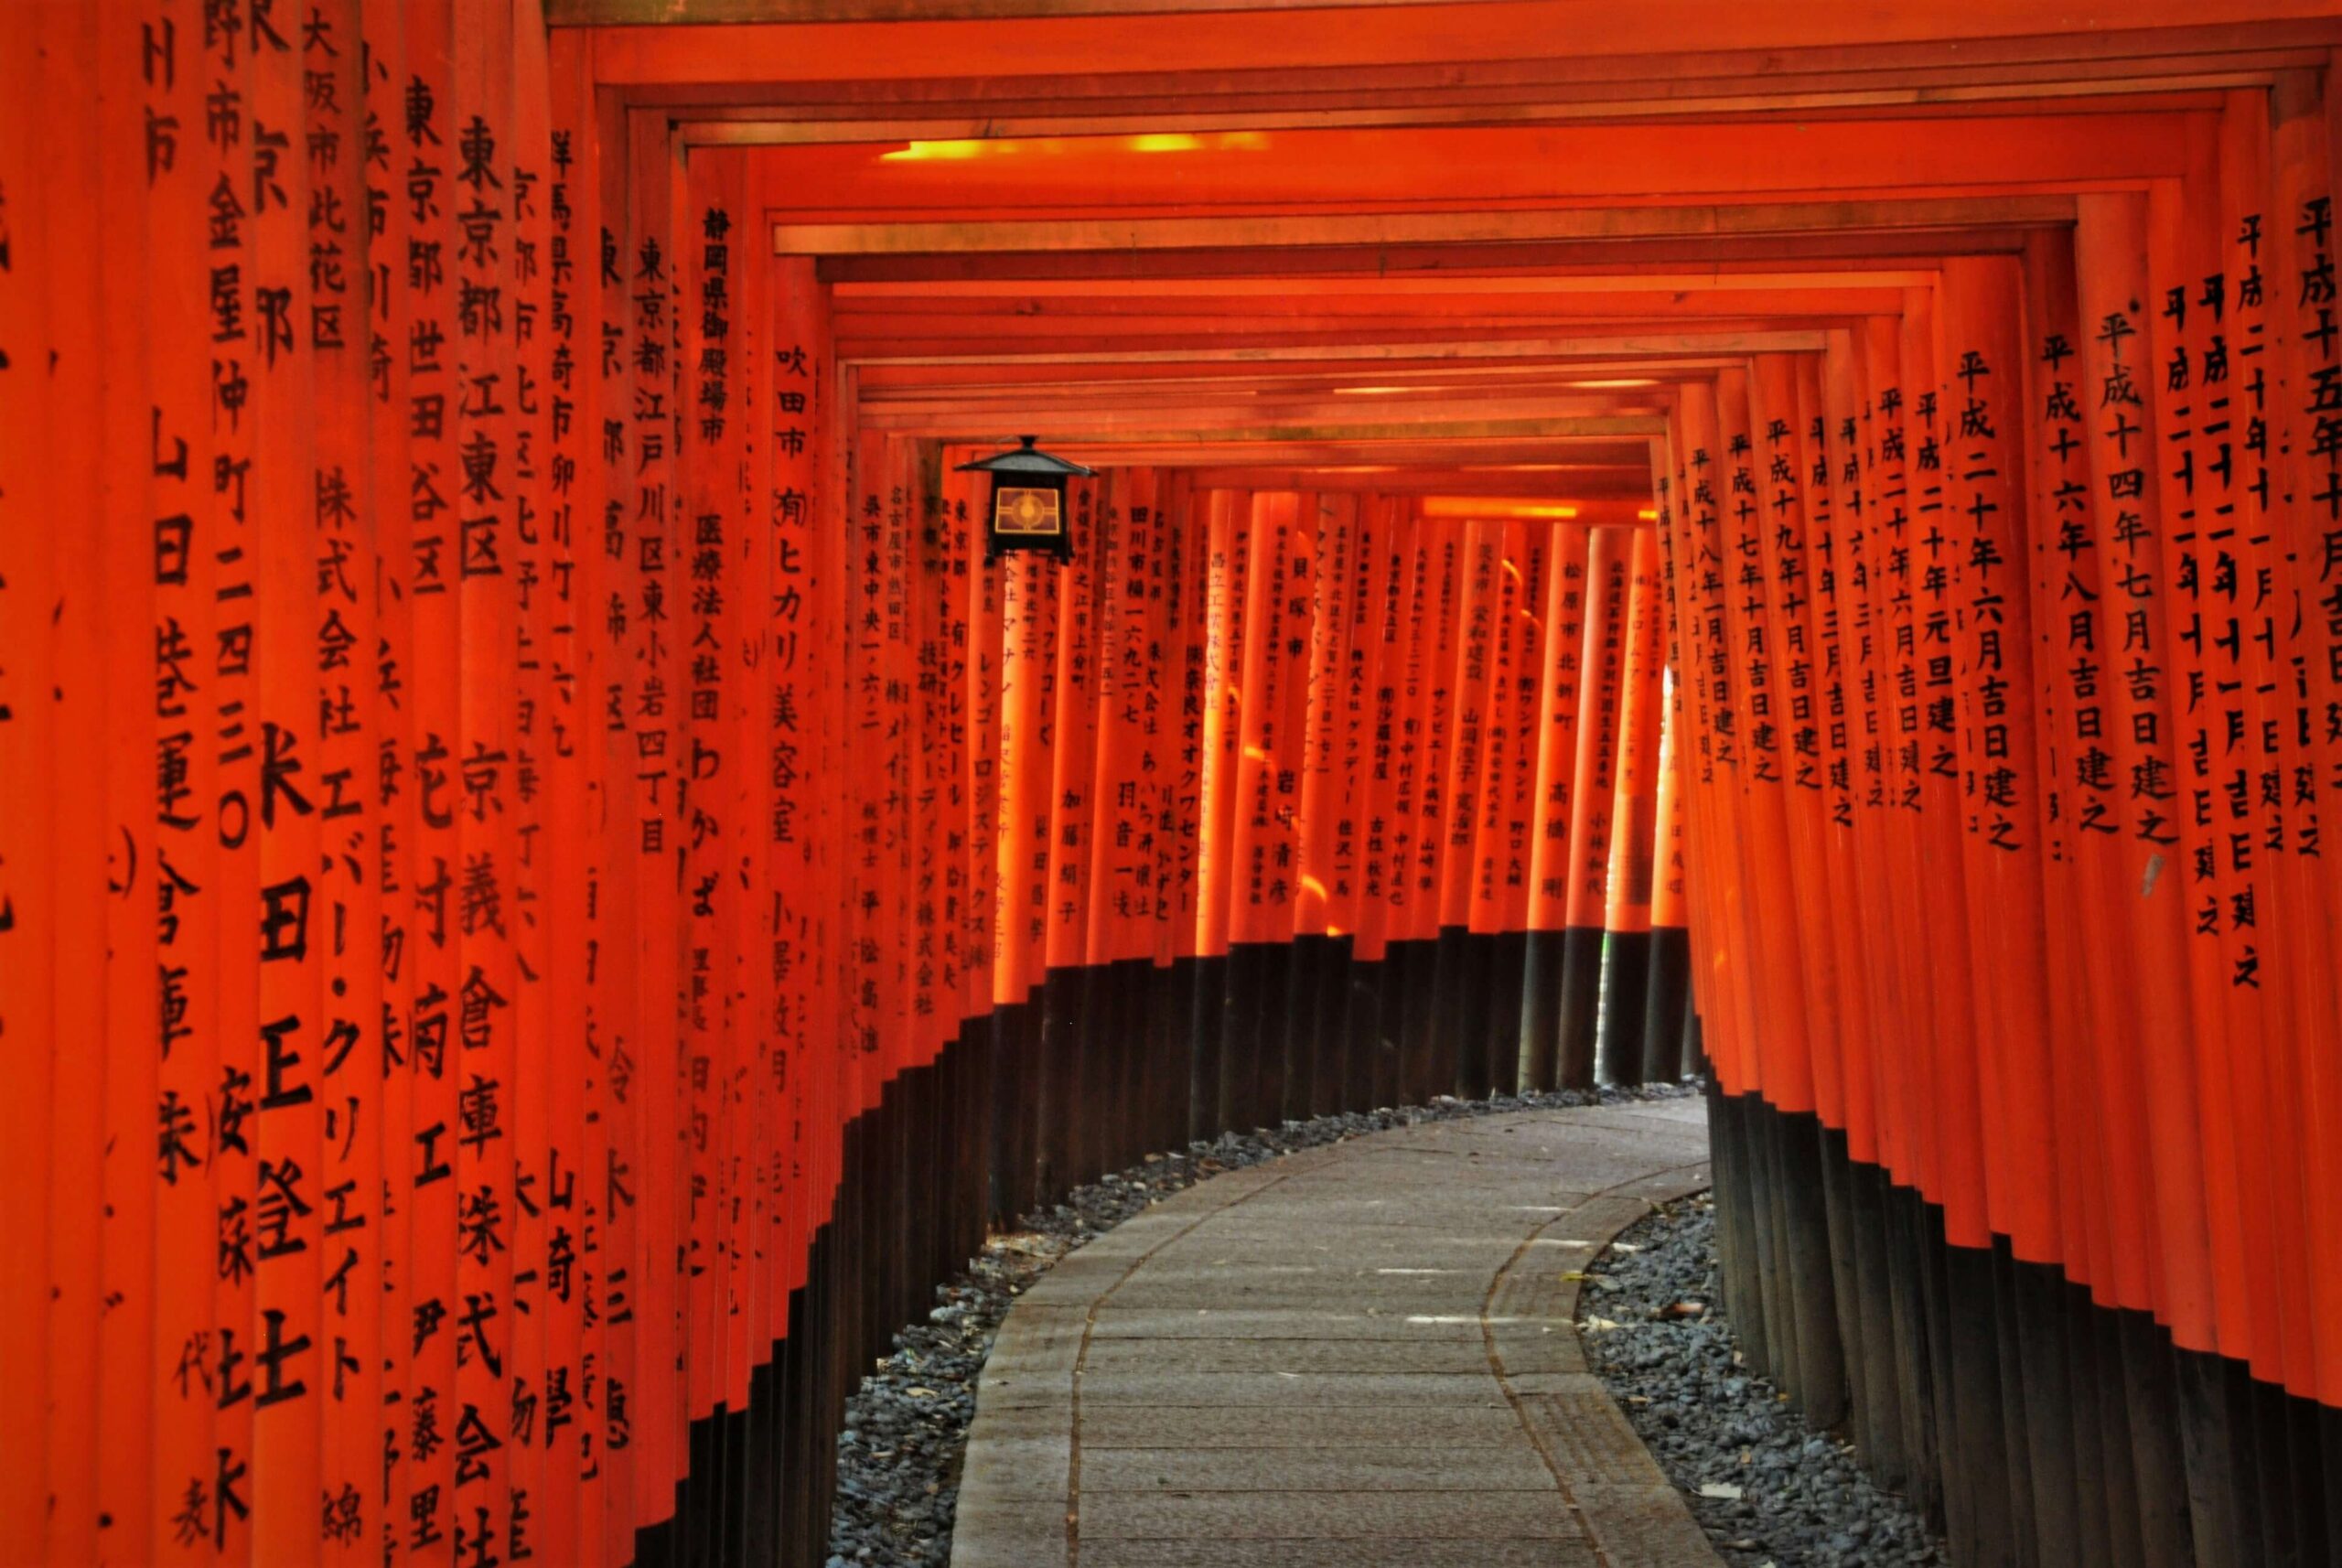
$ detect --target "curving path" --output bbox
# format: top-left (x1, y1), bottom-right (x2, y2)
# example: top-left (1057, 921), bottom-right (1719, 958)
top-left (951, 1101), bottom-right (1723, 1568)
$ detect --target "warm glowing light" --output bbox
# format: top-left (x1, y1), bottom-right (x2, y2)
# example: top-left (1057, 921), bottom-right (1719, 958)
top-left (1301, 876), bottom-right (1328, 901)
top-left (1419, 497), bottom-right (1581, 521)
top-left (1569, 378), bottom-right (1660, 389)
top-left (881, 131), bottom-right (1270, 162)
top-left (880, 139), bottom-right (1011, 162)
top-left (1332, 386), bottom-right (1416, 396)
top-left (1243, 745), bottom-right (1272, 762)
top-left (1638, 508), bottom-right (1660, 521)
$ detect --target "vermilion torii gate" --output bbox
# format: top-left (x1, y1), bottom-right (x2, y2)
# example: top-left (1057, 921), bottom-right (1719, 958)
top-left (4, 5), bottom-right (2341, 1566)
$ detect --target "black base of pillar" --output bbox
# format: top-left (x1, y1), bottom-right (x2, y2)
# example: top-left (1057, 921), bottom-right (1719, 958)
top-left (1310, 934), bottom-right (1354, 1117)
top-left (1345, 951), bottom-right (1392, 1112)
top-left (1427, 924), bottom-right (1479, 1099)
top-left (1397, 936), bottom-right (1441, 1106)
top-left (1595, 927), bottom-right (1651, 1087)
top-left (1254, 938), bottom-right (1297, 1126)
top-left (1149, 959), bottom-right (1192, 1161)
top-left (1484, 928), bottom-right (1528, 1097)
top-left (1848, 1156), bottom-right (1909, 1491)
top-left (1035, 966), bottom-right (1078, 1198)
top-left (1518, 927), bottom-right (1565, 1092)
top-left (1221, 942), bottom-right (1272, 1130)
top-left (1187, 952), bottom-right (1229, 1147)
top-left (1554, 924), bottom-right (1603, 1090)
top-left (1712, 1090), bottom-right (2340, 1568)
top-left (1640, 924), bottom-right (1690, 1082)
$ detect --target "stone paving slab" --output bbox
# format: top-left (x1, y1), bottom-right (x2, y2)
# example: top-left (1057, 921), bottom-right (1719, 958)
top-left (1076, 1490), bottom-right (1595, 1541)
top-left (951, 1101), bottom-right (1723, 1568)
top-left (1127, 1242), bottom-right (1525, 1271)
top-left (1087, 1280), bottom-right (1488, 1312)
top-left (1118, 1257), bottom-right (1532, 1287)
top-left (950, 1514), bottom-right (1069, 1568)
top-left (1080, 1443), bottom-right (1560, 1493)
top-left (1074, 1402), bottom-right (1529, 1448)
top-left (1138, 1216), bottom-right (1563, 1245)
top-left (960, 1434), bottom-right (1073, 1499)
top-left (1077, 1335), bottom-right (1495, 1375)
top-left (1489, 1320), bottom-right (1590, 1376)
top-left (1515, 1380), bottom-right (1679, 1486)
top-left (1611, 1162), bottom-right (1715, 1203)
top-left (1347, 1133), bottom-right (1706, 1176)
top-left (1071, 1369), bottom-right (1520, 1405)
top-left (1083, 1306), bottom-right (1488, 1341)
top-left (1080, 1539), bottom-right (1604, 1567)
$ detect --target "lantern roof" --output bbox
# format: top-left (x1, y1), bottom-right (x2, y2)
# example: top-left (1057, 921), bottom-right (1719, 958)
top-left (955, 435), bottom-right (1096, 478)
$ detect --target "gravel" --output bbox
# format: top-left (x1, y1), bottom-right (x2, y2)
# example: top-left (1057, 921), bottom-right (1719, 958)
top-left (824, 1080), bottom-right (1701, 1567)
top-left (1581, 1193), bottom-right (1949, 1568)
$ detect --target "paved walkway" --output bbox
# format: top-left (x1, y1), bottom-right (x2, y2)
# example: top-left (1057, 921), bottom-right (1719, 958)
top-left (951, 1101), bottom-right (1723, 1568)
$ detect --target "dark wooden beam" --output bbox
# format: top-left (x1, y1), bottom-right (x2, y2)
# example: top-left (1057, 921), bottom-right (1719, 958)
top-left (847, 328), bottom-right (1829, 368)
top-left (569, 4), bottom-right (2340, 88)
top-left (815, 231), bottom-right (2026, 283)
top-left (772, 197), bottom-right (2076, 256)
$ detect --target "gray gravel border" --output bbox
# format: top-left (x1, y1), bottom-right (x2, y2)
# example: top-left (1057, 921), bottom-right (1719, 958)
top-left (824, 1081), bottom-right (1701, 1567)
top-left (1580, 1192), bottom-right (1950, 1568)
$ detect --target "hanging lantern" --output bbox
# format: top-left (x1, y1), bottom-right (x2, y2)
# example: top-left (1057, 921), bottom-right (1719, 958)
top-left (958, 435), bottom-right (1094, 562)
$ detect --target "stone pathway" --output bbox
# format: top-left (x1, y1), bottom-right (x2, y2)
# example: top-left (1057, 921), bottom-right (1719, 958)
top-left (951, 1101), bottom-right (1723, 1568)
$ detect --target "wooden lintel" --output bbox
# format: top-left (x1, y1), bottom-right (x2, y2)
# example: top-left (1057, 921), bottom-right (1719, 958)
top-left (862, 389), bottom-right (1659, 415)
top-left (1178, 466), bottom-right (1652, 499)
top-left (674, 78), bottom-right (2260, 144)
top-left (1035, 439), bottom-right (1660, 474)
top-left (827, 291), bottom-right (1904, 326)
top-left (577, 8), bottom-right (2342, 92)
top-left (829, 282), bottom-right (1903, 309)
top-left (849, 330), bottom-right (1829, 368)
top-left (869, 413), bottom-right (1665, 454)
top-left (813, 230), bottom-right (2026, 284)
top-left (854, 354), bottom-right (1746, 394)
top-left (855, 362), bottom-right (1712, 393)
top-left (836, 318), bottom-right (1864, 360)
top-left (560, 0), bottom-right (1503, 17)
top-left (586, 21), bottom-right (2341, 100)
top-left (775, 199), bottom-right (2075, 256)
top-left (829, 269), bottom-right (1940, 298)
top-left (856, 392), bottom-right (1661, 424)
top-left (916, 416), bottom-right (1669, 445)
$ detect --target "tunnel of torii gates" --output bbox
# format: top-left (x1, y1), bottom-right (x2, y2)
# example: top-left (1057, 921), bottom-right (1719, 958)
top-left (16, 1), bottom-right (2342, 1566)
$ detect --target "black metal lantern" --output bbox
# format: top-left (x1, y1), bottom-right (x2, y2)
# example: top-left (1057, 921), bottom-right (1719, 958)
top-left (957, 435), bottom-right (1094, 563)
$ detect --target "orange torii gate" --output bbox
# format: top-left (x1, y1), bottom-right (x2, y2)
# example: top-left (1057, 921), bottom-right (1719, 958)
top-left (5, 5), bottom-right (2342, 1567)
